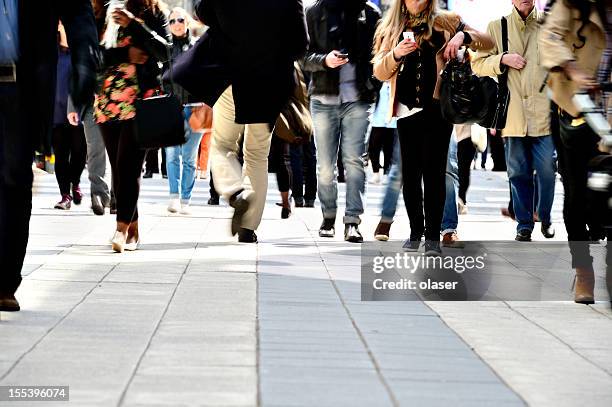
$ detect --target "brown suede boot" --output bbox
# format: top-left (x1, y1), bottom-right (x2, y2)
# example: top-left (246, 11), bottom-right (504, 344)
top-left (574, 266), bottom-right (595, 305)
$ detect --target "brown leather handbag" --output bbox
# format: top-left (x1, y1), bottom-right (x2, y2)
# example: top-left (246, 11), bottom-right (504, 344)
top-left (274, 64), bottom-right (313, 144)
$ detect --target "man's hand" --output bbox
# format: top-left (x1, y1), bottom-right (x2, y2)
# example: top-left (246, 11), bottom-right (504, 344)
top-left (128, 47), bottom-right (149, 64)
top-left (444, 32), bottom-right (465, 60)
top-left (393, 39), bottom-right (418, 60)
top-left (67, 112), bottom-right (79, 126)
top-left (501, 53), bottom-right (527, 70)
top-left (325, 50), bottom-right (349, 69)
top-left (112, 8), bottom-right (135, 28)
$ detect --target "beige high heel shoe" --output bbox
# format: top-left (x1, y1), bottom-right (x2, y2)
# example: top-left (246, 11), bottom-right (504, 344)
top-left (111, 231), bottom-right (127, 253)
top-left (574, 266), bottom-right (595, 304)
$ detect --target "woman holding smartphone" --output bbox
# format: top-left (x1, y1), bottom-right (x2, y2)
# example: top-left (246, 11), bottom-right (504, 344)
top-left (94, 0), bottom-right (169, 252)
top-left (372, 0), bottom-right (493, 255)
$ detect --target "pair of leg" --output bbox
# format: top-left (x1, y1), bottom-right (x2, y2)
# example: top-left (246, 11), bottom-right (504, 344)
top-left (397, 107), bottom-right (453, 242)
top-left (290, 138), bottom-right (317, 203)
top-left (270, 136), bottom-right (293, 212)
top-left (210, 86), bottom-right (272, 232)
top-left (488, 129), bottom-right (507, 171)
top-left (0, 84), bottom-right (29, 299)
top-left (457, 137), bottom-right (476, 204)
top-left (505, 135), bottom-right (557, 232)
top-left (165, 118), bottom-right (204, 205)
top-left (145, 148), bottom-right (167, 176)
top-left (442, 133), bottom-right (459, 235)
top-left (198, 130), bottom-right (212, 174)
top-left (311, 99), bottom-right (369, 225)
top-left (100, 120), bottom-right (146, 246)
top-left (83, 105), bottom-right (111, 204)
top-left (368, 127), bottom-right (395, 174)
top-left (51, 123), bottom-right (86, 196)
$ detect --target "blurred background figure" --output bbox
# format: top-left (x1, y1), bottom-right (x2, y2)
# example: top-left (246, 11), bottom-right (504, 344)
top-left (52, 22), bottom-right (87, 210)
top-left (164, 7), bottom-right (204, 215)
top-left (93, 0), bottom-right (169, 253)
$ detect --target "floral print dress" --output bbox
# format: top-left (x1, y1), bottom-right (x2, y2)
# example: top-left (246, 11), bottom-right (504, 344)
top-left (94, 32), bottom-right (156, 124)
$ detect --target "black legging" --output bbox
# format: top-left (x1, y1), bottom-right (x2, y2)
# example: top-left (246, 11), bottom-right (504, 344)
top-left (100, 120), bottom-right (147, 224)
top-left (269, 135), bottom-right (292, 193)
top-left (51, 123), bottom-right (87, 196)
top-left (457, 137), bottom-right (476, 204)
top-left (368, 127), bottom-right (395, 174)
top-left (397, 105), bottom-right (453, 241)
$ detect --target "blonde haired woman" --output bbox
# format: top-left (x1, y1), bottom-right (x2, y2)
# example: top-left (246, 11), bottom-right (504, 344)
top-left (372, 0), bottom-right (493, 255)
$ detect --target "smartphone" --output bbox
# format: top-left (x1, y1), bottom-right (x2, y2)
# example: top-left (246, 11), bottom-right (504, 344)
top-left (336, 52), bottom-right (349, 59)
top-left (403, 31), bottom-right (415, 42)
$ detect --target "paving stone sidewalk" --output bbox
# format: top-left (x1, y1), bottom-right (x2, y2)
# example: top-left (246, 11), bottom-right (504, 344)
top-left (0, 170), bottom-right (611, 407)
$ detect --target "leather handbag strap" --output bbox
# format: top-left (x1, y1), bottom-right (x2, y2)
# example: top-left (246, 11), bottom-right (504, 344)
top-left (499, 17), bottom-right (509, 89)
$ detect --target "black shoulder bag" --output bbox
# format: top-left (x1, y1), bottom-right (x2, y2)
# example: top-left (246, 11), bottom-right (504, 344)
top-left (134, 31), bottom-right (185, 149)
top-left (479, 17), bottom-right (510, 130)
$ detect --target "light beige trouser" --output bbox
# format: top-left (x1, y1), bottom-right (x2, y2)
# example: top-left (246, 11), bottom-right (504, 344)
top-left (210, 86), bottom-right (272, 231)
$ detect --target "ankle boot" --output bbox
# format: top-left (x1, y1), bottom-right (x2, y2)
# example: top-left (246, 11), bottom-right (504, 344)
top-left (574, 266), bottom-right (595, 304)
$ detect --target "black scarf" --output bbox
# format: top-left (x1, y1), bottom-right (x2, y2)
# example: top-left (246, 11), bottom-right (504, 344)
top-left (324, 0), bottom-right (366, 56)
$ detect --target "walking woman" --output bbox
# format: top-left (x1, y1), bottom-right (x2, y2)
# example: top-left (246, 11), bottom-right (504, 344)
top-left (372, 0), bottom-right (493, 255)
top-left (94, 0), bottom-right (169, 252)
top-left (53, 22), bottom-right (87, 210)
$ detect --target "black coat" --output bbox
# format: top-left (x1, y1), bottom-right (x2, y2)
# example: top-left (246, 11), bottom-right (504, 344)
top-left (170, 0), bottom-right (309, 124)
top-left (19, 0), bottom-right (99, 152)
top-left (302, 0), bottom-right (381, 102)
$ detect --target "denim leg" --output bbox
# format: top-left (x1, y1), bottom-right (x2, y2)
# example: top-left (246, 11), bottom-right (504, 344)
top-left (380, 130), bottom-right (403, 222)
top-left (304, 138), bottom-right (318, 201)
top-left (339, 102), bottom-right (369, 225)
top-left (165, 144), bottom-right (181, 197)
top-left (442, 133), bottom-right (459, 233)
top-left (531, 135), bottom-right (557, 225)
top-left (180, 124), bottom-right (204, 203)
top-left (506, 137), bottom-right (534, 232)
top-left (312, 100), bottom-right (341, 220)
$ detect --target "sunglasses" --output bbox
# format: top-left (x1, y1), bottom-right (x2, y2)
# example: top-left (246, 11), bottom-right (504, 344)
top-left (169, 18), bottom-right (185, 25)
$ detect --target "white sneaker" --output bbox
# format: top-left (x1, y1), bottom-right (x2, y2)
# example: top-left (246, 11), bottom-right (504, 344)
top-left (167, 198), bottom-right (180, 213)
top-left (180, 203), bottom-right (192, 215)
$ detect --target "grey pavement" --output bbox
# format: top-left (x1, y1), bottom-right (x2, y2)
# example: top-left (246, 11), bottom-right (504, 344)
top-left (1, 167), bottom-right (611, 406)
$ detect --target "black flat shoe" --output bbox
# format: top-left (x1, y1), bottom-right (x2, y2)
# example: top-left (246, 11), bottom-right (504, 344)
top-left (281, 207), bottom-right (291, 219)
top-left (229, 190), bottom-right (249, 236)
top-left (294, 197), bottom-right (304, 207)
top-left (424, 240), bottom-right (442, 257)
top-left (305, 199), bottom-right (315, 208)
top-left (515, 229), bottom-right (532, 242)
top-left (91, 194), bottom-right (105, 216)
top-left (403, 232), bottom-right (423, 251)
top-left (238, 228), bottom-right (258, 243)
top-left (344, 223), bottom-right (363, 243)
top-left (208, 197), bottom-right (219, 205)
top-left (541, 223), bottom-right (555, 238)
top-left (0, 293), bottom-right (20, 312)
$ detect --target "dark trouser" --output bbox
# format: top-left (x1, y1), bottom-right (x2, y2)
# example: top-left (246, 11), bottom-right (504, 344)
top-left (397, 105), bottom-right (453, 241)
top-left (457, 137), bottom-right (476, 204)
top-left (209, 173), bottom-right (220, 200)
top-left (100, 120), bottom-right (147, 224)
top-left (0, 83), bottom-right (29, 295)
top-left (488, 129), bottom-right (507, 171)
top-left (145, 148), bottom-right (166, 176)
top-left (270, 136), bottom-right (292, 193)
top-left (368, 127), bottom-right (395, 174)
top-left (52, 123), bottom-right (86, 196)
top-left (557, 110), bottom-right (602, 268)
top-left (290, 138), bottom-right (317, 201)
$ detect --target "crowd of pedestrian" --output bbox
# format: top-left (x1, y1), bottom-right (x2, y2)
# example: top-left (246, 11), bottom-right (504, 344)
top-left (1, 0), bottom-right (612, 311)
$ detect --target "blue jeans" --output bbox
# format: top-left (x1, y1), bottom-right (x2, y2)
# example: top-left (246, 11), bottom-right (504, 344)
top-left (311, 100), bottom-right (369, 224)
top-left (165, 109), bottom-right (204, 203)
top-left (442, 134), bottom-right (459, 234)
top-left (380, 131), bottom-right (403, 222)
top-left (505, 136), bottom-right (557, 232)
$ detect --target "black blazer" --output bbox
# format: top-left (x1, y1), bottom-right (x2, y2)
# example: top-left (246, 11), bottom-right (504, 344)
top-left (170, 0), bottom-right (309, 124)
top-left (19, 0), bottom-right (99, 153)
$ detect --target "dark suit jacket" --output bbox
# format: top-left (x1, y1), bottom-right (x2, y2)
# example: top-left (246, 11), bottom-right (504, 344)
top-left (19, 0), bottom-right (99, 152)
top-left (171, 0), bottom-right (309, 124)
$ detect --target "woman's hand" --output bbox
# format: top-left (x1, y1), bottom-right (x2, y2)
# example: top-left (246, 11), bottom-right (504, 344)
top-left (444, 31), bottom-right (465, 60)
top-left (564, 61), bottom-right (599, 91)
top-left (393, 39), bottom-right (418, 60)
top-left (112, 8), bottom-right (135, 28)
top-left (128, 46), bottom-right (149, 64)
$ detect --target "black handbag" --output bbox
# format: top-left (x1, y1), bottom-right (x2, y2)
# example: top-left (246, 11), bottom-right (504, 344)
top-left (134, 43), bottom-right (185, 149)
top-left (479, 17), bottom-right (510, 130)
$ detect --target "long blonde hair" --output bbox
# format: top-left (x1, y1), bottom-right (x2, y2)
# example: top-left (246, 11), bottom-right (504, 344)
top-left (372, 0), bottom-right (439, 61)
